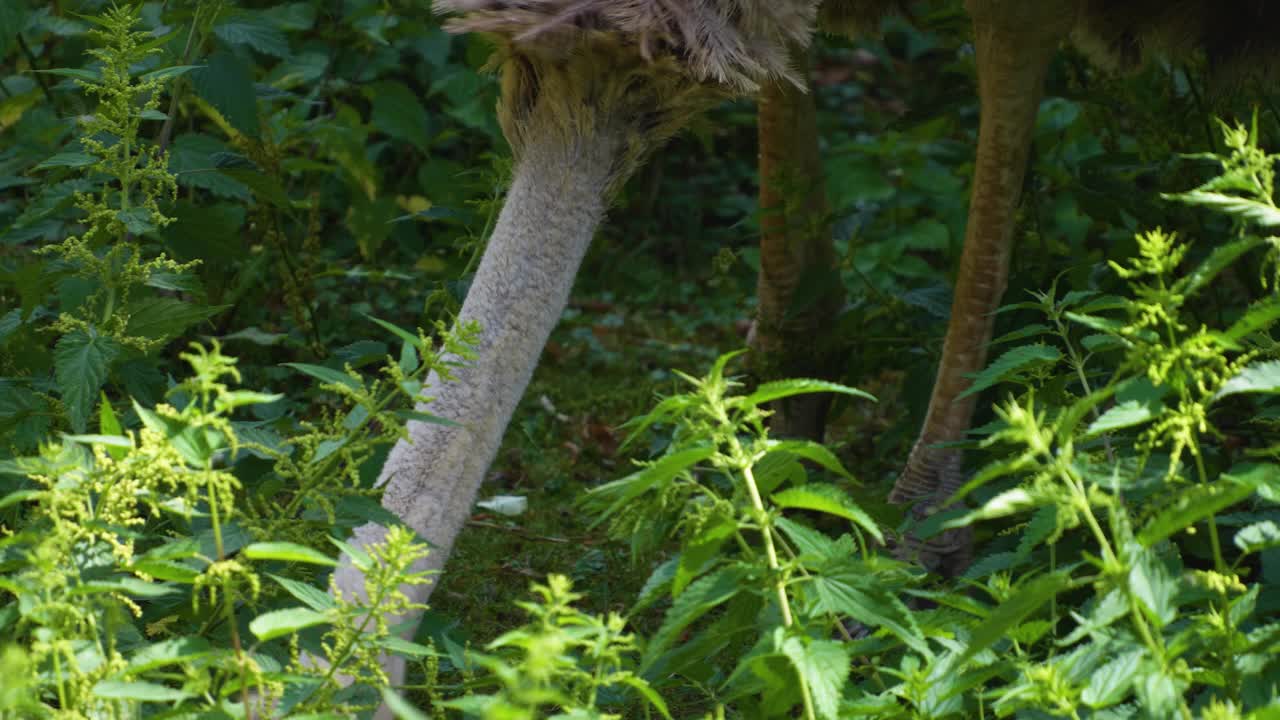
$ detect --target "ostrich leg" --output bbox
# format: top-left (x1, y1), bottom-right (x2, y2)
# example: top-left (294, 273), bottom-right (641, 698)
top-left (890, 0), bottom-right (1081, 573)
top-left (329, 0), bottom-right (818, 699)
top-left (751, 42), bottom-right (844, 441)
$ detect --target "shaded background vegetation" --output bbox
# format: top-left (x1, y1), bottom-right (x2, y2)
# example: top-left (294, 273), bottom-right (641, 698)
top-left (2, 0), bottom-right (1277, 705)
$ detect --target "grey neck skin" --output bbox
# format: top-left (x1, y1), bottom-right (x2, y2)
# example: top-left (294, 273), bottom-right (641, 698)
top-left (331, 126), bottom-right (620, 693)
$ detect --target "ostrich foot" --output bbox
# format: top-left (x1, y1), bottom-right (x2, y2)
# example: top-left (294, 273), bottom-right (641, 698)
top-left (887, 442), bottom-right (973, 577)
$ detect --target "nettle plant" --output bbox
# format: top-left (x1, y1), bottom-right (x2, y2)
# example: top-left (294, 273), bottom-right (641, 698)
top-left (583, 122), bottom-right (1280, 720)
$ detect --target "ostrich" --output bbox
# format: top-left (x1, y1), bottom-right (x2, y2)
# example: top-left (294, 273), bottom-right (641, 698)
top-left (335, 0), bottom-right (1280, 691)
top-left (816, 0), bottom-right (1280, 571)
top-left (747, 1), bottom-right (1280, 571)
top-left (331, 0), bottom-right (820, 693)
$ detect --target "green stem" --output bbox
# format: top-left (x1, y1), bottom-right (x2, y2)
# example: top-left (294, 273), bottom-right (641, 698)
top-left (206, 469), bottom-right (252, 712)
top-left (742, 463), bottom-right (793, 628)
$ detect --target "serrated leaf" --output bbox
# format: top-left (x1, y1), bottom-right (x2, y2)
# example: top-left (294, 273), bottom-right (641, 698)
top-left (584, 445), bottom-right (716, 525)
top-left (1164, 190), bottom-right (1280, 227)
top-left (269, 573), bottom-right (337, 611)
top-left (1136, 479), bottom-right (1254, 547)
top-left (1221, 296), bottom-right (1280, 344)
top-left (93, 680), bottom-right (192, 701)
top-left (1223, 462), bottom-right (1280, 503)
top-left (371, 80), bottom-right (431, 152)
top-left (283, 362), bottom-right (361, 390)
top-left (763, 439), bottom-right (853, 480)
top-left (1173, 236), bottom-right (1266, 296)
top-left (1235, 521), bottom-right (1280, 555)
top-left (634, 557), bottom-right (677, 613)
top-left (365, 313), bottom-right (422, 348)
top-left (781, 636), bottom-right (850, 720)
top-left (1085, 398), bottom-right (1164, 437)
top-left (244, 542), bottom-right (337, 566)
top-left (674, 513), bottom-right (734, 596)
top-left (810, 574), bottom-right (928, 655)
top-left (217, 167), bottom-right (291, 207)
top-left (1128, 545), bottom-right (1177, 628)
top-left (55, 330), bottom-right (120, 432)
top-left (1082, 649), bottom-right (1142, 708)
top-left (772, 484), bottom-right (882, 543)
top-left (743, 379), bottom-right (875, 408)
top-left (1216, 360), bottom-right (1280, 400)
top-left (643, 565), bottom-right (747, 668)
top-left (393, 409), bottom-right (462, 427)
top-left (191, 50), bottom-right (258, 136)
top-left (125, 297), bottom-right (228, 342)
top-left (37, 67), bottom-right (100, 82)
top-left (33, 151), bottom-right (95, 170)
top-left (140, 65), bottom-right (203, 82)
top-left (957, 570), bottom-right (1071, 666)
top-left (249, 607), bottom-right (330, 641)
top-left (133, 401), bottom-right (217, 466)
top-left (127, 637), bottom-right (212, 673)
top-left (958, 345), bottom-right (1061, 399)
top-left (214, 16), bottom-right (290, 57)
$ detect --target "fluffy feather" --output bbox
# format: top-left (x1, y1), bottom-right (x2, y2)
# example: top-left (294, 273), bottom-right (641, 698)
top-left (1074, 0), bottom-right (1280, 82)
top-left (436, 0), bottom-right (818, 90)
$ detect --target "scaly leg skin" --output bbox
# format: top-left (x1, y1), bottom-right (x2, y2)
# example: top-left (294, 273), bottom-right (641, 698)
top-left (889, 0), bottom-right (1082, 576)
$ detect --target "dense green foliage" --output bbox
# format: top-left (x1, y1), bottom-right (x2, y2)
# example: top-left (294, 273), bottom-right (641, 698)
top-left (1, 0), bottom-right (1279, 718)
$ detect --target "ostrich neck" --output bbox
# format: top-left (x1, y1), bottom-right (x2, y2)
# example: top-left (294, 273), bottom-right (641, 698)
top-left (334, 123), bottom-right (621, 652)
top-left (386, 125), bottom-right (618, 549)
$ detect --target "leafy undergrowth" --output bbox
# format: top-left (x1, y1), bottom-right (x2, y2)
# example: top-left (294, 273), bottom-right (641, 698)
top-left (3, 1), bottom-right (1280, 719)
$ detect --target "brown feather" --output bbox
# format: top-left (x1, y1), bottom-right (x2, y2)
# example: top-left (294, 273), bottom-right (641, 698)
top-left (435, 0), bottom-right (818, 90)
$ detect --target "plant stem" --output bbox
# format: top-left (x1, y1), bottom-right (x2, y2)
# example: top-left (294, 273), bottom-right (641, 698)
top-left (741, 463), bottom-right (793, 628)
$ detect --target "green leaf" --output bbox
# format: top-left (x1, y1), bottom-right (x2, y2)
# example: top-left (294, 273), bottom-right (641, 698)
top-left (93, 680), bottom-right (192, 701)
top-left (763, 439), bottom-right (853, 480)
top-left (33, 152), bottom-right (96, 170)
top-left (1223, 462), bottom-right (1280, 503)
top-left (674, 513), bottom-right (735, 596)
top-left (1128, 546), bottom-right (1177, 628)
top-left (283, 362), bottom-right (362, 390)
top-left (1082, 648), bottom-right (1142, 708)
top-left (365, 313), bottom-right (422, 348)
top-left (1164, 190), bottom-right (1280, 227)
top-left (772, 484), bottom-right (883, 543)
top-left (584, 445), bottom-right (716, 525)
top-left (371, 80), bottom-right (431, 152)
top-left (36, 67), bottom-right (100, 82)
top-left (268, 573), bottom-right (337, 611)
top-left (55, 330), bottom-right (120, 433)
top-left (1085, 398), bottom-right (1164, 437)
top-left (958, 345), bottom-right (1061, 399)
top-left (1235, 521), bottom-right (1280, 555)
top-left (643, 565), bottom-right (747, 668)
top-left (393, 409), bottom-right (462, 427)
top-left (743, 379), bottom-right (875, 408)
top-left (133, 401), bottom-right (217, 466)
top-left (781, 636), bottom-right (850, 720)
top-left (216, 167), bottom-right (291, 207)
top-left (1216, 360), bottom-right (1280, 400)
top-left (214, 15), bottom-right (290, 57)
top-left (1173, 236), bottom-right (1266, 296)
top-left (127, 637), bottom-right (212, 673)
top-left (615, 674), bottom-right (674, 719)
top-left (957, 570), bottom-right (1071, 667)
top-left (191, 50), bottom-right (259, 136)
top-left (244, 542), bottom-right (337, 566)
top-left (249, 607), bottom-right (330, 641)
top-left (382, 688), bottom-right (433, 720)
top-left (1136, 479), bottom-right (1254, 547)
top-left (140, 65), bottom-right (203, 82)
top-left (1221, 295), bottom-right (1280, 344)
top-left (125, 297), bottom-right (228, 342)
top-left (810, 574), bottom-right (928, 655)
